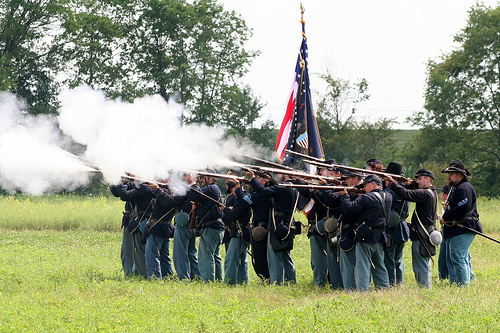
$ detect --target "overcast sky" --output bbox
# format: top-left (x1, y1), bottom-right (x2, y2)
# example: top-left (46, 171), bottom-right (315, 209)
top-left (219, 0), bottom-right (499, 129)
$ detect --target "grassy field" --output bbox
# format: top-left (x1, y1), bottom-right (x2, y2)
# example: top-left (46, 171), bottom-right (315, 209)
top-left (0, 195), bottom-right (499, 332)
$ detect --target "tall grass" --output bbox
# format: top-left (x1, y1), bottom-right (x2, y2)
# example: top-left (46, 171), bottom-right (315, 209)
top-left (1, 194), bottom-right (498, 233)
top-left (0, 194), bottom-right (122, 231)
top-left (0, 228), bottom-right (498, 332)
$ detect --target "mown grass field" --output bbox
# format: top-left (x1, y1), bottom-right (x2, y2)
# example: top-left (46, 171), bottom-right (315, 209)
top-left (0, 195), bottom-right (499, 332)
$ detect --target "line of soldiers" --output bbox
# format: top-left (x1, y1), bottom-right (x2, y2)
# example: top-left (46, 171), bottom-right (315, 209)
top-left (109, 158), bottom-right (482, 290)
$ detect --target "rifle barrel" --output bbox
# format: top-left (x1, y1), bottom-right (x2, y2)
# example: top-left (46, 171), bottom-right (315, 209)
top-left (182, 170), bottom-right (247, 182)
top-left (278, 183), bottom-right (363, 193)
top-left (284, 149), bottom-right (324, 163)
top-left (455, 223), bottom-right (500, 244)
top-left (286, 151), bottom-right (407, 182)
top-left (236, 153), bottom-right (296, 171)
top-left (245, 164), bottom-right (341, 184)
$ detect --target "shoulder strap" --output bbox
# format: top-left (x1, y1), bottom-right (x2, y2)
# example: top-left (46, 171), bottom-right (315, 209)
top-left (373, 192), bottom-right (388, 223)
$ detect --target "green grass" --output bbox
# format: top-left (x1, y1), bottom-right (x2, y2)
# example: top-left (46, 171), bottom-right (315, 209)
top-left (0, 195), bottom-right (499, 332)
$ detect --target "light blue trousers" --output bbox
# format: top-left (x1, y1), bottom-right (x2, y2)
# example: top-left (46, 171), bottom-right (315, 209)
top-left (355, 242), bottom-right (389, 291)
top-left (384, 240), bottom-right (406, 285)
top-left (267, 232), bottom-right (296, 285)
top-left (132, 220), bottom-right (147, 277)
top-left (224, 237), bottom-right (249, 285)
top-left (411, 240), bottom-right (431, 288)
top-left (121, 226), bottom-right (136, 276)
top-left (339, 247), bottom-right (356, 290)
top-left (145, 234), bottom-right (173, 279)
top-left (325, 237), bottom-right (343, 289)
top-left (448, 233), bottom-right (475, 286)
top-left (310, 234), bottom-right (328, 286)
top-left (198, 228), bottom-right (224, 282)
top-left (173, 225), bottom-right (201, 280)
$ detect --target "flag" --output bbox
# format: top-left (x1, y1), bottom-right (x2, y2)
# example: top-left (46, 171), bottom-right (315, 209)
top-left (275, 17), bottom-right (324, 166)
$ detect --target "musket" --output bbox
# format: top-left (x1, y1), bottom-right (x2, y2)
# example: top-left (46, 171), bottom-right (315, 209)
top-left (181, 169), bottom-right (248, 183)
top-left (243, 164), bottom-right (341, 184)
top-left (445, 221), bottom-right (500, 244)
top-left (278, 183), bottom-right (364, 193)
top-left (239, 166), bottom-right (277, 186)
top-left (121, 174), bottom-right (222, 206)
top-left (236, 153), bottom-right (296, 171)
top-left (285, 149), bottom-right (408, 182)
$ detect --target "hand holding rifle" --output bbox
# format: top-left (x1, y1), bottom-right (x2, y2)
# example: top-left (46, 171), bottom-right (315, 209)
top-left (317, 177), bottom-right (327, 185)
top-left (339, 187), bottom-right (348, 195)
top-left (146, 183), bottom-right (160, 190)
top-left (244, 168), bottom-right (255, 179)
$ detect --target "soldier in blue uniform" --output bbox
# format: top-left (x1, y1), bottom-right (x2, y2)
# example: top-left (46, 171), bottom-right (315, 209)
top-left (109, 177), bottom-right (136, 276)
top-left (383, 162), bottom-right (410, 286)
top-left (341, 175), bottom-right (391, 291)
top-left (385, 168), bottom-right (438, 289)
top-left (240, 173), bottom-right (273, 283)
top-left (315, 170), bottom-right (364, 290)
top-left (144, 179), bottom-right (184, 279)
top-left (117, 179), bottom-right (156, 278)
top-left (220, 170), bottom-right (252, 284)
top-left (440, 160), bottom-right (482, 286)
top-left (245, 169), bottom-right (297, 285)
top-left (172, 173), bottom-right (201, 281)
top-left (297, 159), bottom-right (343, 288)
top-left (188, 169), bottom-right (225, 282)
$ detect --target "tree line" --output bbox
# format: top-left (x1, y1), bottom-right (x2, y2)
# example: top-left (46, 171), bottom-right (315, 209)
top-left (1, 1), bottom-right (498, 196)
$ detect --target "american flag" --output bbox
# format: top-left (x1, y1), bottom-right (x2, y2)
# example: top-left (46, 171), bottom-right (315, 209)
top-left (275, 17), bottom-right (324, 165)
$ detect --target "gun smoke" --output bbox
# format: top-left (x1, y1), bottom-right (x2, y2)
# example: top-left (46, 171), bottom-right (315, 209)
top-left (0, 86), bottom-right (267, 195)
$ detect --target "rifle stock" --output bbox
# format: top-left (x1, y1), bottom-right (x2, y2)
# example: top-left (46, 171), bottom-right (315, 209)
top-left (189, 203), bottom-right (199, 230)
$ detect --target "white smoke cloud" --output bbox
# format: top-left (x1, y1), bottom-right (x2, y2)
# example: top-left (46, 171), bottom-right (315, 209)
top-left (0, 92), bottom-right (93, 195)
top-left (57, 86), bottom-right (264, 183)
top-left (0, 86), bottom-right (268, 195)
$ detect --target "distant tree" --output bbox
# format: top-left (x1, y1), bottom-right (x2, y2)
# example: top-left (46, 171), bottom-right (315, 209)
top-left (408, 4), bottom-right (500, 196)
top-left (314, 71), bottom-right (396, 164)
top-left (245, 119), bottom-right (277, 150)
top-left (316, 70), bottom-right (369, 131)
top-left (0, 0), bottom-right (68, 114)
top-left (127, 0), bottom-right (261, 129)
top-left (57, 0), bottom-right (134, 97)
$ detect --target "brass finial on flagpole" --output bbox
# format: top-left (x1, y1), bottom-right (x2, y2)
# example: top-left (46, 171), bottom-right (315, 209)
top-left (300, 3), bottom-right (305, 21)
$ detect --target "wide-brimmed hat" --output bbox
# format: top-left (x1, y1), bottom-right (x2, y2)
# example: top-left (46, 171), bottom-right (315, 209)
top-left (415, 168), bottom-right (435, 180)
top-left (442, 160), bottom-right (471, 177)
top-left (385, 162), bottom-right (403, 176)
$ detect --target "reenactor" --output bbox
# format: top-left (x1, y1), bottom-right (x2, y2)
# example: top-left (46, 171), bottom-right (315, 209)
top-left (219, 170), bottom-right (252, 284)
top-left (188, 169), bottom-right (225, 282)
top-left (109, 176), bottom-right (136, 276)
top-left (172, 173), bottom-right (201, 281)
top-left (245, 169), bottom-right (298, 285)
top-left (341, 175), bottom-right (391, 291)
top-left (385, 168), bottom-right (438, 289)
top-left (440, 160), bottom-right (482, 286)
top-left (117, 178), bottom-right (156, 278)
top-left (383, 162), bottom-right (410, 286)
